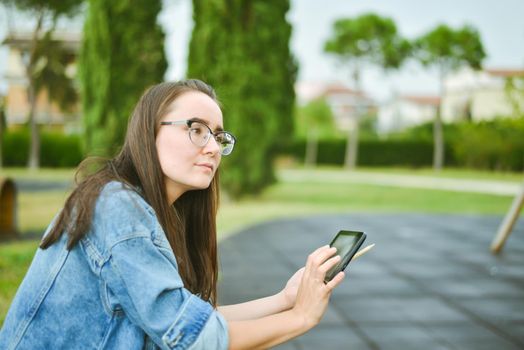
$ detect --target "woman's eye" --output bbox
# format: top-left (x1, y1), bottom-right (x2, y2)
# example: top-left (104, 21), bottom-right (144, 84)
top-left (217, 133), bottom-right (231, 144)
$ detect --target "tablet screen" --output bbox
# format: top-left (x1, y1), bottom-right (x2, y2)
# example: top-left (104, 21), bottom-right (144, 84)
top-left (325, 230), bottom-right (366, 282)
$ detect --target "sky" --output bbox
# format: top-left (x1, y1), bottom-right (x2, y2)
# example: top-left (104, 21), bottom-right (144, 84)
top-left (2, 0), bottom-right (524, 102)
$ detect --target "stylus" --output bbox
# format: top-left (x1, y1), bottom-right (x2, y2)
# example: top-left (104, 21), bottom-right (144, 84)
top-left (353, 243), bottom-right (375, 260)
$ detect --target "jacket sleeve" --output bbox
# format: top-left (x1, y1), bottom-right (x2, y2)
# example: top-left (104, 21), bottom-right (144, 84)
top-left (101, 235), bottom-right (229, 350)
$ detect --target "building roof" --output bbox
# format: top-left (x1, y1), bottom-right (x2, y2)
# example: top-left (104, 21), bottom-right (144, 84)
top-left (485, 68), bottom-right (524, 78)
top-left (401, 95), bottom-right (441, 106)
top-left (322, 83), bottom-right (366, 97)
top-left (2, 31), bottom-right (81, 52)
top-left (295, 81), bottom-right (373, 103)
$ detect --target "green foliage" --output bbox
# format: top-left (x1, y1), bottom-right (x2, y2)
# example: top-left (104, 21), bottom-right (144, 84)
top-left (359, 112), bottom-right (379, 139)
top-left (412, 24), bottom-right (486, 170)
top-left (323, 13), bottom-right (410, 168)
top-left (414, 24), bottom-right (486, 72)
top-left (2, 130), bottom-right (29, 166)
top-left (388, 121), bottom-right (461, 144)
top-left (504, 76), bottom-right (524, 118)
top-left (283, 118), bottom-right (524, 171)
top-left (324, 13), bottom-right (411, 71)
top-left (80, 0), bottom-right (167, 157)
top-left (287, 138), bottom-right (438, 167)
top-left (453, 118), bottom-right (524, 171)
top-left (0, 0), bottom-right (81, 16)
top-left (0, 99), bottom-right (5, 167)
top-left (2, 129), bottom-right (82, 167)
top-left (1, 0), bottom-right (83, 169)
top-left (32, 31), bottom-right (79, 112)
top-left (40, 132), bottom-right (83, 167)
top-left (294, 98), bottom-right (337, 139)
top-left (188, 0), bottom-right (297, 197)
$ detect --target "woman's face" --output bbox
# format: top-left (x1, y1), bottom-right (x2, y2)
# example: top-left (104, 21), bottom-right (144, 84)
top-left (156, 91), bottom-right (223, 203)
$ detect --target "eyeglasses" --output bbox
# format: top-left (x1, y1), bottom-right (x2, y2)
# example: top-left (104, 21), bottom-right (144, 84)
top-left (160, 119), bottom-right (236, 156)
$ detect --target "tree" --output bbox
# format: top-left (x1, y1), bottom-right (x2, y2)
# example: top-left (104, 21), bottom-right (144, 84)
top-left (188, 0), bottom-right (297, 197)
top-left (0, 0), bottom-right (82, 169)
top-left (0, 97), bottom-right (5, 168)
top-left (324, 13), bottom-right (410, 170)
top-left (414, 24), bottom-right (485, 171)
top-left (80, 0), bottom-right (167, 157)
top-left (295, 98), bottom-right (335, 166)
top-left (505, 75), bottom-right (524, 118)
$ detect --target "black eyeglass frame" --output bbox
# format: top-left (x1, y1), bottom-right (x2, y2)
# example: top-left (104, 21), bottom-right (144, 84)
top-left (160, 119), bottom-right (236, 156)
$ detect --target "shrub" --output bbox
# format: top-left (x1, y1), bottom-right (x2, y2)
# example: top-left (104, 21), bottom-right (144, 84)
top-left (284, 117), bottom-right (523, 171)
top-left (2, 129), bottom-right (82, 168)
top-left (286, 138), bottom-right (444, 167)
top-left (453, 118), bottom-right (524, 171)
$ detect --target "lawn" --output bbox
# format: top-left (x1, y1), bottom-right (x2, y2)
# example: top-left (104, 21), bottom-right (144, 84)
top-left (0, 165), bottom-right (521, 324)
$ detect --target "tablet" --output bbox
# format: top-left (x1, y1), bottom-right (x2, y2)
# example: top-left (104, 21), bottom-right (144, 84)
top-left (324, 230), bottom-right (366, 282)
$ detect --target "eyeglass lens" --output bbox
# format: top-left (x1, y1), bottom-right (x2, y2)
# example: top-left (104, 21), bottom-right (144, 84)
top-left (189, 122), bottom-right (235, 155)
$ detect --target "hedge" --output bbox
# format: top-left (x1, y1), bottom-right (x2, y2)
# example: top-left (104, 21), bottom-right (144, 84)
top-left (287, 139), bottom-right (457, 168)
top-left (2, 118), bottom-right (523, 171)
top-left (286, 118), bottom-right (524, 171)
top-left (2, 129), bottom-right (82, 167)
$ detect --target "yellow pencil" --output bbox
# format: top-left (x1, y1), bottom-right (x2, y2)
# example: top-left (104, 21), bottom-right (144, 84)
top-left (353, 243), bottom-right (375, 260)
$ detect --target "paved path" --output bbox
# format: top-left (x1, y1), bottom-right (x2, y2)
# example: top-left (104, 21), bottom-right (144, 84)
top-left (279, 169), bottom-right (524, 196)
top-left (11, 171), bottom-right (524, 196)
top-left (218, 213), bottom-right (524, 350)
top-left (14, 179), bottom-right (73, 192)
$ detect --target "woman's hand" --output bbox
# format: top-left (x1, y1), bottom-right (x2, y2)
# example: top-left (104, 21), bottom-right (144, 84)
top-left (291, 245), bottom-right (345, 329)
top-left (281, 267), bottom-right (305, 308)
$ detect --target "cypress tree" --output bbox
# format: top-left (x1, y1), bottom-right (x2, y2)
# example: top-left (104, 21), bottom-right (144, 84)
top-left (80, 0), bottom-right (167, 157)
top-left (188, 0), bottom-right (297, 197)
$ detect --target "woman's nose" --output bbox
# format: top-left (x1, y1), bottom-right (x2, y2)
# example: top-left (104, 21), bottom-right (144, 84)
top-left (203, 135), bottom-right (221, 155)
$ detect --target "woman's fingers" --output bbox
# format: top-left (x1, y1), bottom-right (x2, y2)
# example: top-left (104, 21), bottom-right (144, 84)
top-left (319, 254), bottom-right (341, 274)
top-left (325, 271), bottom-right (345, 291)
top-left (307, 246), bottom-right (337, 268)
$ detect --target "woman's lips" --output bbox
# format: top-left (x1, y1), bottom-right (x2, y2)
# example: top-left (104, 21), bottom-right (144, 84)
top-left (195, 163), bottom-right (214, 171)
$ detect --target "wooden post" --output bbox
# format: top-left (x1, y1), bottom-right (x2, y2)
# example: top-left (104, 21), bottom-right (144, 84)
top-left (0, 177), bottom-right (18, 238)
top-left (491, 181), bottom-right (524, 254)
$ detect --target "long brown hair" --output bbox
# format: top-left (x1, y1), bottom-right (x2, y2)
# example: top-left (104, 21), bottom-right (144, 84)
top-left (41, 79), bottom-right (221, 305)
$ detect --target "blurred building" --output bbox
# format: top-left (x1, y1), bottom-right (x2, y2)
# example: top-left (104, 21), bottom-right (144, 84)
top-left (442, 67), bottom-right (524, 122)
top-left (295, 81), bottom-right (376, 131)
top-left (377, 94), bottom-right (440, 134)
top-left (377, 67), bottom-right (524, 134)
top-left (2, 31), bottom-right (81, 133)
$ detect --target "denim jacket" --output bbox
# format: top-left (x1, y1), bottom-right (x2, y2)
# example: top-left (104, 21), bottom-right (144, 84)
top-left (0, 181), bottom-right (229, 350)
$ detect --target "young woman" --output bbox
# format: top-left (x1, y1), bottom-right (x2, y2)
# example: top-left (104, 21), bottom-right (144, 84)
top-left (0, 79), bottom-right (345, 349)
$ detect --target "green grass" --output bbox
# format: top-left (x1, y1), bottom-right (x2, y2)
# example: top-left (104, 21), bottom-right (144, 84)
top-left (286, 165), bottom-right (524, 182)
top-left (1, 167), bottom-right (76, 181)
top-left (363, 167), bottom-right (523, 182)
top-left (217, 180), bottom-right (514, 237)
top-left (0, 165), bottom-right (520, 325)
top-left (18, 191), bottom-right (70, 233)
top-left (0, 240), bottom-right (40, 324)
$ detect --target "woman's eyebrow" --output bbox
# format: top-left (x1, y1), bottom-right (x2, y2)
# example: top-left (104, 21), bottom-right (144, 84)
top-left (189, 117), bottom-right (224, 132)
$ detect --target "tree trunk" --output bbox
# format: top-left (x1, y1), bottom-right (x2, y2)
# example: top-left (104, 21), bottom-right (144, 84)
top-left (305, 129), bottom-right (318, 167)
top-left (0, 106), bottom-right (4, 168)
top-left (27, 82), bottom-right (40, 169)
top-left (433, 68), bottom-right (445, 171)
top-left (344, 117), bottom-right (359, 170)
top-left (26, 11), bottom-right (45, 170)
top-left (344, 67), bottom-right (361, 170)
